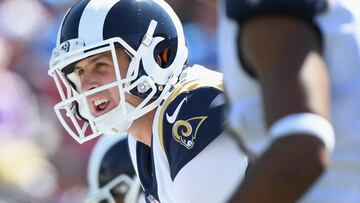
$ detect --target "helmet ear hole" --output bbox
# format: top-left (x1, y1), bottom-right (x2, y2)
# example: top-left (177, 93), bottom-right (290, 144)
top-left (161, 48), bottom-right (170, 65)
top-left (157, 47), bottom-right (171, 68)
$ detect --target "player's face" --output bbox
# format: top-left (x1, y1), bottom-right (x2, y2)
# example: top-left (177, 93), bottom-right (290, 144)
top-left (74, 49), bottom-right (130, 117)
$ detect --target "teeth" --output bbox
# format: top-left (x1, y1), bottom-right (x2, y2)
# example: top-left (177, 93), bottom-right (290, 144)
top-left (94, 98), bottom-right (109, 106)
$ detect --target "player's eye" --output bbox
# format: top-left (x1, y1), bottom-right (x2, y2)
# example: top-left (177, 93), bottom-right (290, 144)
top-left (74, 67), bottom-right (84, 76)
top-left (95, 62), bottom-right (108, 70)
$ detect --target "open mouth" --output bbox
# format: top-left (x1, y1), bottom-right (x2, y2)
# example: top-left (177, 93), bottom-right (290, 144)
top-left (93, 98), bottom-right (111, 115)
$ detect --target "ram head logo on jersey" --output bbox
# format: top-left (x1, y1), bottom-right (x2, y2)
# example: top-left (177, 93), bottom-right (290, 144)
top-left (172, 116), bottom-right (207, 149)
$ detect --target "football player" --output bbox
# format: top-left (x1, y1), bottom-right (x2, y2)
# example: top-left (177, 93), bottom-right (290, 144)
top-left (85, 134), bottom-right (144, 203)
top-left (218, 0), bottom-right (360, 202)
top-left (48, 0), bottom-right (248, 202)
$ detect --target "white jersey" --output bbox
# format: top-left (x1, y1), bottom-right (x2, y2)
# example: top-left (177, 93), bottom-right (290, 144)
top-left (128, 66), bottom-right (249, 203)
top-left (219, 0), bottom-right (360, 202)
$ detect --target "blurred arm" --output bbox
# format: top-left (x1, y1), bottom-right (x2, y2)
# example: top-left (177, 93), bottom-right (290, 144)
top-left (229, 16), bottom-right (331, 203)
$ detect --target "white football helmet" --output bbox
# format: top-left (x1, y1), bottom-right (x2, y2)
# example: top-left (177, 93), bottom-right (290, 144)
top-left (48, 0), bottom-right (188, 143)
top-left (85, 134), bottom-right (144, 203)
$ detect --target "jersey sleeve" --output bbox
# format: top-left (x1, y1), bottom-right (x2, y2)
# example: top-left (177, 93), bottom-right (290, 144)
top-left (158, 80), bottom-right (227, 180)
top-left (226, 0), bottom-right (329, 24)
top-left (171, 131), bottom-right (248, 203)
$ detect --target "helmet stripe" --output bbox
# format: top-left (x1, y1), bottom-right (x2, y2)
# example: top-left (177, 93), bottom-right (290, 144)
top-left (59, 0), bottom-right (90, 44)
top-left (78, 0), bottom-right (120, 45)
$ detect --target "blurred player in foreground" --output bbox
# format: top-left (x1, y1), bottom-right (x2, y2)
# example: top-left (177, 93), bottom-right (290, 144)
top-left (219, 0), bottom-right (360, 202)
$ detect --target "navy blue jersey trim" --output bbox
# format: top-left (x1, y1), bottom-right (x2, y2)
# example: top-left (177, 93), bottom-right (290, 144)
top-left (135, 141), bottom-right (159, 201)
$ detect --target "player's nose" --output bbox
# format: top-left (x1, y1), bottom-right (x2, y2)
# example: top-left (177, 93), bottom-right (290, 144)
top-left (80, 71), bottom-right (101, 92)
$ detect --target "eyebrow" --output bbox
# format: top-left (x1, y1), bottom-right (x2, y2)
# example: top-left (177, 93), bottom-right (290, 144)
top-left (74, 53), bottom-right (111, 70)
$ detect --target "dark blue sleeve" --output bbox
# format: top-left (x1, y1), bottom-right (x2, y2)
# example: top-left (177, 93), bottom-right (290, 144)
top-left (226, 0), bottom-right (328, 78)
top-left (226, 0), bottom-right (329, 24)
top-left (161, 86), bottom-right (227, 180)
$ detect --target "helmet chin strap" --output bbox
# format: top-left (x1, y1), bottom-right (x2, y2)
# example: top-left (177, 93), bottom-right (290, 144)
top-left (93, 102), bottom-right (136, 135)
top-left (78, 98), bottom-right (136, 135)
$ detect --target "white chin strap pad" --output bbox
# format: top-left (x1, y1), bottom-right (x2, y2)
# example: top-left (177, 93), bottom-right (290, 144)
top-left (94, 102), bottom-right (136, 135)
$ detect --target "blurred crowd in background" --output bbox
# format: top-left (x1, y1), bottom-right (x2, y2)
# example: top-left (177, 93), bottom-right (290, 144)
top-left (0, 0), bottom-right (218, 202)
